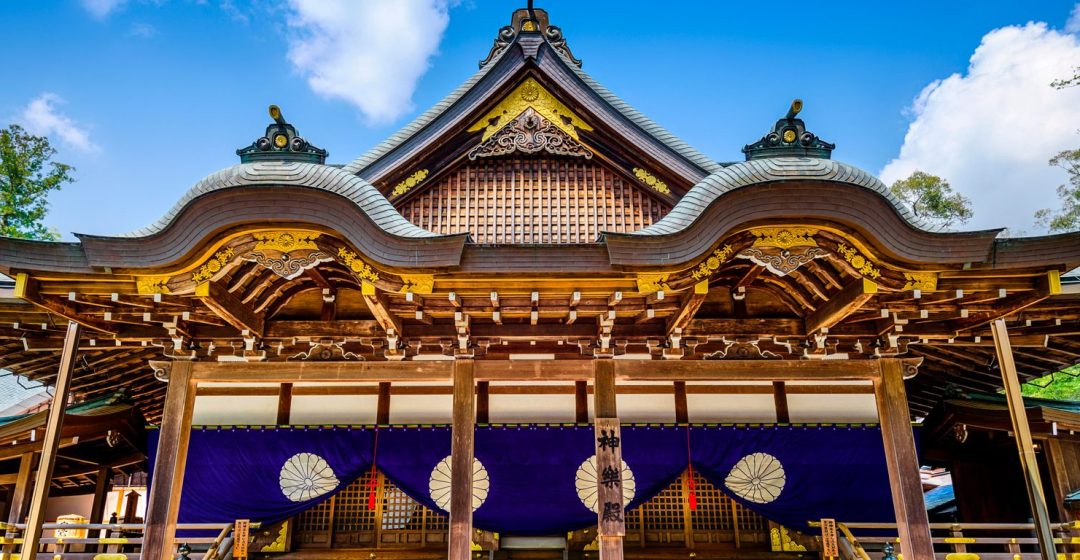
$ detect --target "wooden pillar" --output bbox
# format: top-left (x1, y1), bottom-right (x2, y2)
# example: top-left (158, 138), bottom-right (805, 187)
top-left (276, 383), bottom-right (293, 425)
top-left (23, 321), bottom-right (81, 560)
top-left (1045, 438), bottom-right (1075, 522)
top-left (89, 466), bottom-right (111, 524)
top-left (991, 320), bottom-right (1056, 559)
top-left (142, 360), bottom-right (197, 560)
top-left (575, 380), bottom-right (589, 423)
top-left (377, 382), bottom-right (391, 425)
top-left (476, 381), bottom-right (490, 424)
top-left (772, 381), bottom-right (790, 423)
top-left (1, 452), bottom-right (36, 560)
top-left (673, 381), bottom-right (688, 424)
top-left (448, 359), bottom-right (475, 560)
top-left (873, 358), bottom-right (933, 560)
top-left (593, 359), bottom-right (624, 560)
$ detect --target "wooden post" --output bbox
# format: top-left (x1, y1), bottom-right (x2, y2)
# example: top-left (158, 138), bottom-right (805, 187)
top-left (1, 452), bottom-right (36, 560)
top-left (448, 359), bottom-right (475, 560)
top-left (23, 320), bottom-right (81, 560)
top-left (673, 381), bottom-right (688, 424)
top-left (276, 383), bottom-right (293, 425)
top-left (476, 381), bottom-right (490, 424)
top-left (1045, 438), bottom-right (1075, 522)
top-left (772, 381), bottom-right (790, 423)
top-left (593, 359), bottom-right (624, 560)
top-left (143, 360), bottom-right (197, 560)
top-left (89, 466), bottom-right (111, 551)
top-left (873, 358), bottom-right (933, 560)
top-left (376, 382), bottom-right (391, 425)
top-left (991, 319), bottom-right (1056, 560)
top-left (575, 380), bottom-right (589, 423)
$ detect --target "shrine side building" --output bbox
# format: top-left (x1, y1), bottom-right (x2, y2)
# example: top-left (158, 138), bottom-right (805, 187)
top-left (0, 7), bottom-right (1078, 560)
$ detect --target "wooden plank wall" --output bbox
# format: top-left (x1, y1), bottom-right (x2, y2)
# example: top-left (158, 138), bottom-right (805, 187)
top-left (397, 159), bottom-right (670, 244)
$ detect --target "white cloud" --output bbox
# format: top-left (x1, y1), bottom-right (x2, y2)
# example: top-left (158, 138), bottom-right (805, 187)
top-left (129, 22), bottom-right (158, 38)
top-left (80, 0), bottom-right (127, 19)
top-left (1067, 3), bottom-right (1080, 34)
top-left (285, 0), bottom-right (454, 124)
top-left (880, 19), bottom-right (1080, 232)
top-left (18, 93), bottom-right (101, 155)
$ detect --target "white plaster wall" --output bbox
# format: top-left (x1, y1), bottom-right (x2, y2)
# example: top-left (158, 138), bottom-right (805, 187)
top-left (388, 395), bottom-right (452, 424)
top-left (192, 395), bottom-right (278, 425)
top-left (489, 394), bottom-right (576, 423)
top-left (290, 395), bottom-right (379, 424)
top-left (786, 393), bottom-right (878, 423)
top-left (686, 393), bottom-right (778, 423)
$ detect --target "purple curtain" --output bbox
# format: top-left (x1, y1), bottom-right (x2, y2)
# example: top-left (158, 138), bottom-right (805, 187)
top-left (150, 424), bottom-right (897, 533)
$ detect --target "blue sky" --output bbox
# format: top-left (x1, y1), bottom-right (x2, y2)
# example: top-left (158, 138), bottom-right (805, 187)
top-left (3, 1), bottom-right (1080, 238)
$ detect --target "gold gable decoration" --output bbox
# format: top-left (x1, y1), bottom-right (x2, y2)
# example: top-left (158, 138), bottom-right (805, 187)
top-left (392, 169), bottom-right (430, 198)
top-left (836, 243), bottom-right (881, 279)
top-left (467, 77), bottom-right (593, 141)
top-left (136, 276), bottom-right (171, 295)
top-left (336, 247), bottom-right (379, 282)
top-left (636, 272), bottom-right (671, 294)
top-left (252, 231), bottom-right (320, 253)
top-left (749, 227), bottom-right (818, 249)
top-left (192, 248), bottom-right (235, 284)
top-left (632, 168), bottom-right (671, 195)
top-left (902, 271), bottom-right (938, 292)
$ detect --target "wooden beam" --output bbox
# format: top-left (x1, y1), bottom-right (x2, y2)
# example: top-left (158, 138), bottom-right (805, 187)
top-left (142, 360), bottom-right (196, 560)
top-left (13, 274), bottom-right (113, 334)
top-left (873, 359), bottom-right (933, 560)
top-left (1044, 438), bottom-right (1075, 522)
top-left (448, 359), bottom-right (475, 560)
top-left (23, 321), bottom-right (81, 560)
top-left (666, 281), bottom-right (709, 336)
top-left (188, 358), bottom-right (903, 383)
top-left (991, 320), bottom-right (1056, 560)
top-left (276, 383), bottom-right (293, 425)
top-left (948, 290), bottom-right (1050, 333)
top-left (361, 281), bottom-right (402, 337)
top-left (804, 277), bottom-right (877, 335)
top-left (194, 281), bottom-right (264, 337)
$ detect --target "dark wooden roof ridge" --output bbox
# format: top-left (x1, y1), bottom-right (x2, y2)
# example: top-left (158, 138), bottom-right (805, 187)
top-left (342, 31), bottom-right (720, 185)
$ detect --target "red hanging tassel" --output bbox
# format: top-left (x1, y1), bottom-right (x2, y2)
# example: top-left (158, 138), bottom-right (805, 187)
top-left (367, 428), bottom-right (379, 510)
top-left (685, 425), bottom-right (697, 511)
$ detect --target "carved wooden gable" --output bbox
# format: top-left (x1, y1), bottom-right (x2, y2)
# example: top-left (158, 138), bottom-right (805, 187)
top-left (389, 77), bottom-right (677, 244)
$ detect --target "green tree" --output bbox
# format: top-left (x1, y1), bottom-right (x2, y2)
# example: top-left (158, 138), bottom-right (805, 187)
top-left (1022, 365), bottom-right (1080, 401)
top-left (1034, 148), bottom-right (1080, 233)
top-left (1050, 66), bottom-right (1079, 89)
top-left (889, 171), bottom-right (973, 229)
top-left (0, 124), bottom-right (73, 241)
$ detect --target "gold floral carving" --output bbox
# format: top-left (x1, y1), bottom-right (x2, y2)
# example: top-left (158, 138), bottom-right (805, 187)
top-left (135, 276), bottom-right (171, 295)
top-left (749, 228), bottom-right (818, 249)
top-left (691, 244), bottom-right (735, 280)
top-left (391, 169), bottom-right (430, 198)
top-left (836, 243), bottom-right (881, 279)
top-left (399, 274), bottom-right (435, 294)
top-left (902, 271), bottom-right (938, 292)
top-left (466, 77), bottom-right (593, 141)
top-left (336, 247), bottom-right (379, 282)
top-left (636, 272), bottom-right (671, 294)
top-left (260, 521), bottom-right (288, 553)
top-left (191, 248), bottom-right (235, 284)
top-left (770, 526), bottom-right (807, 552)
top-left (632, 168), bottom-right (671, 195)
top-left (252, 231), bottom-right (320, 252)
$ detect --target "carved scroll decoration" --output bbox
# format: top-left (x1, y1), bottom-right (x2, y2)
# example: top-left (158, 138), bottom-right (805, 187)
top-left (241, 251), bottom-right (333, 280)
top-left (468, 107), bottom-right (593, 160)
top-left (735, 246), bottom-right (829, 277)
top-left (702, 338), bottom-right (781, 360)
top-left (289, 340), bottom-right (363, 361)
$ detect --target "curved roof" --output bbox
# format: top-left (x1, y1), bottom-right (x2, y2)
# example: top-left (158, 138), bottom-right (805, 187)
top-left (632, 157), bottom-right (940, 236)
top-left (118, 161), bottom-right (438, 239)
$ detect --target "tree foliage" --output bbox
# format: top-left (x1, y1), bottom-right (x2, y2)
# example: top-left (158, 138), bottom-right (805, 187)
top-left (1022, 365), bottom-right (1080, 401)
top-left (1034, 148), bottom-right (1080, 233)
top-left (889, 171), bottom-right (973, 229)
top-left (1050, 66), bottom-right (1079, 89)
top-left (0, 124), bottom-right (73, 241)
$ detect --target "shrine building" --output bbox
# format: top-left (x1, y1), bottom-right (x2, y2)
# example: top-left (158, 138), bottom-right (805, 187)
top-left (0, 5), bottom-right (1078, 560)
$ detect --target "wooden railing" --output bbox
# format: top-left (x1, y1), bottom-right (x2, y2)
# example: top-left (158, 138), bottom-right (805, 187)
top-left (0, 521), bottom-right (257, 560)
top-left (809, 520), bottom-right (1080, 560)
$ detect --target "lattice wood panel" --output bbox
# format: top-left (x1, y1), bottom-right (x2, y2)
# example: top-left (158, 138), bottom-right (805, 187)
top-left (396, 158), bottom-right (671, 244)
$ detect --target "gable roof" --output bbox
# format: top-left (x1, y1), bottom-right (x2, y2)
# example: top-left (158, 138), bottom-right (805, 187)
top-left (341, 11), bottom-right (722, 186)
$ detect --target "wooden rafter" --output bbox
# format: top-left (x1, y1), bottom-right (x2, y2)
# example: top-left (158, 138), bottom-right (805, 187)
top-left (361, 281), bottom-right (402, 336)
top-left (13, 274), bottom-right (113, 334)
